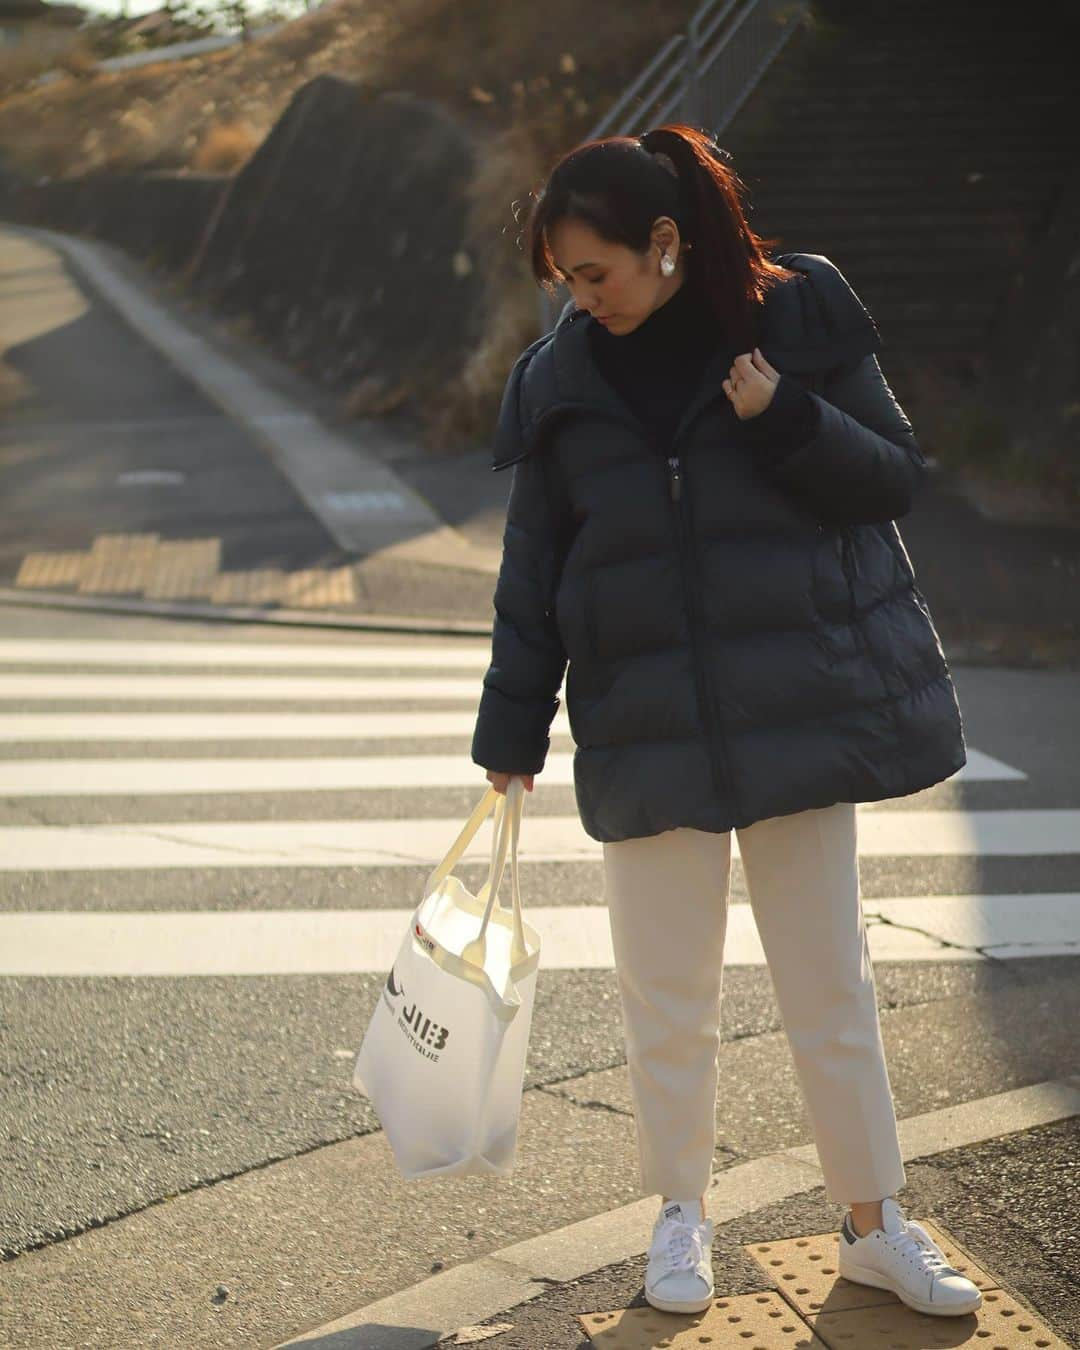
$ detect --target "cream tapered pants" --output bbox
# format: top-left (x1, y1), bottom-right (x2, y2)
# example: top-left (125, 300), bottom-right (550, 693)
top-left (602, 800), bottom-right (907, 1206)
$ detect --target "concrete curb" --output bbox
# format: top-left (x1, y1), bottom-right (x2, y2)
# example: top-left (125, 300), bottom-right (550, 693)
top-left (0, 587), bottom-right (494, 638)
top-left (273, 1076), bottom-right (1080, 1349)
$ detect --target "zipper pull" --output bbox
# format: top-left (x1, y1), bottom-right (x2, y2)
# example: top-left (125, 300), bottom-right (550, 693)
top-left (667, 454), bottom-right (683, 502)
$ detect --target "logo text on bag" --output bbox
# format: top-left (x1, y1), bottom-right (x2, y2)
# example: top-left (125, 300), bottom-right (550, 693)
top-left (381, 962), bottom-right (449, 1059)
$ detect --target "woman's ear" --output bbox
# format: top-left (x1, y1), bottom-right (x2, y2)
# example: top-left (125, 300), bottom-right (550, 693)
top-left (650, 216), bottom-right (680, 257)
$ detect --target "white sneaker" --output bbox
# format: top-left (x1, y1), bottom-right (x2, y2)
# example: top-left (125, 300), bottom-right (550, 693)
top-left (838, 1196), bottom-right (983, 1316)
top-left (644, 1200), bottom-right (716, 1314)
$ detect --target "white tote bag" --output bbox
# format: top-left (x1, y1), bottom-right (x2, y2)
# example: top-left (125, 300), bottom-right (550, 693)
top-left (352, 776), bottom-right (540, 1179)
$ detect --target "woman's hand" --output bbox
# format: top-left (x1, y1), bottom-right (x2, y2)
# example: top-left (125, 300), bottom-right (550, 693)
top-left (486, 770), bottom-right (534, 795)
top-left (722, 346), bottom-right (781, 421)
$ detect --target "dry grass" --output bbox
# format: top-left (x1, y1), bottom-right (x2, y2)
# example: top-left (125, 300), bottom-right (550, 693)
top-left (905, 360), bottom-right (1080, 510)
top-left (0, 0), bottom-right (434, 178)
top-left (422, 118), bottom-right (562, 451)
top-left (0, 30), bottom-right (89, 99)
top-left (190, 119), bottom-right (261, 172)
top-left (0, 0), bottom-right (695, 185)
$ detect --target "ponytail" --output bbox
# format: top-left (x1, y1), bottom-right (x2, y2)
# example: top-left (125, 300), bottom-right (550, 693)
top-left (526, 122), bottom-right (795, 351)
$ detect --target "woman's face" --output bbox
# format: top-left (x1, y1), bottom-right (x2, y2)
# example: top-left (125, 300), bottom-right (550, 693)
top-left (548, 216), bottom-right (685, 335)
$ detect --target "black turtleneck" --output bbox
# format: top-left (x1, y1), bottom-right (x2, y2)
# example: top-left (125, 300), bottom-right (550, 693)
top-left (587, 277), bottom-right (722, 450)
top-left (586, 277), bottom-right (819, 460)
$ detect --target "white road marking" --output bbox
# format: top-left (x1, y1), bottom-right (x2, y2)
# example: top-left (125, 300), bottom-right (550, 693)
top-left (0, 810), bottom-right (1075, 871)
top-left (0, 754), bottom-right (567, 795)
top-left (0, 893), bottom-right (1075, 975)
top-left (0, 711), bottom-right (569, 742)
top-left (321, 490), bottom-right (411, 515)
top-left (0, 639), bottom-right (492, 668)
top-left (0, 674), bottom-right (488, 701)
top-left (0, 748), bottom-right (1022, 794)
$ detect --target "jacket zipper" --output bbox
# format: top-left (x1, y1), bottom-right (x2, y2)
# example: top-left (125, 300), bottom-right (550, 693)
top-left (503, 398), bottom-right (825, 818)
top-left (539, 396), bottom-right (745, 815)
top-left (664, 449), bottom-right (735, 813)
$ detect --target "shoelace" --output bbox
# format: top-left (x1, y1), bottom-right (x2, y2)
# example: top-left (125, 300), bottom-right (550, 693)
top-left (656, 1217), bottom-right (708, 1274)
top-left (883, 1218), bottom-right (960, 1276)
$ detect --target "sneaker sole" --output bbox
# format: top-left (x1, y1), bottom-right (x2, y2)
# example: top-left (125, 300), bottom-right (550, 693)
top-left (644, 1285), bottom-right (715, 1315)
top-left (839, 1256), bottom-right (983, 1316)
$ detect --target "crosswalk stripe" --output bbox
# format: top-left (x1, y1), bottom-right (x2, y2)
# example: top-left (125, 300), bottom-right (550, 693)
top-left (0, 639), bottom-right (492, 668)
top-left (0, 632), bottom-right (1066, 975)
top-left (0, 712), bottom-right (1024, 790)
top-left (0, 674), bottom-right (490, 701)
top-left (0, 711), bottom-right (566, 742)
top-left (0, 809), bottom-right (1075, 871)
top-left (3, 754), bottom-right (563, 794)
top-left (0, 748), bottom-right (1020, 795)
top-left (1, 894), bottom-right (1075, 975)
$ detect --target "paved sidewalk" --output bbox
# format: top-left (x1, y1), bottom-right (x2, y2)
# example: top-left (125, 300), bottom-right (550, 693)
top-left (2, 223), bottom-right (1078, 661)
top-left (0, 223), bottom-right (501, 631)
top-left (274, 1078), bottom-right (1080, 1349)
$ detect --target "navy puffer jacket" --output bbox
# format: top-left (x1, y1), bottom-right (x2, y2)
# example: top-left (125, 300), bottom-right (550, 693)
top-left (471, 252), bottom-right (967, 842)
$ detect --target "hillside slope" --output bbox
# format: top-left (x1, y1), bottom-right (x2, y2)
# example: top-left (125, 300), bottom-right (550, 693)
top-left (0, 0), bottom-right (696, 181)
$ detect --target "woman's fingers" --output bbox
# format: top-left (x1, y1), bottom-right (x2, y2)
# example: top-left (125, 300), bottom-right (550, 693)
top-left (723, 351), bottom-right (777, 420)
top-left (485, 770), bottom-right (535, 795)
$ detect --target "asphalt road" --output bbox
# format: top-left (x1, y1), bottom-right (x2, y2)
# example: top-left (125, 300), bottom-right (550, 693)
top-left (1, 220), bottom-right (1077, 1350)
top-left (0, 600), bottom-right (1077, 1347)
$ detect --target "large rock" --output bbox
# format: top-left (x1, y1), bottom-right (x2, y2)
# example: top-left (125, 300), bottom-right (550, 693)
top-left (191, 75), bottom-right (482, 403)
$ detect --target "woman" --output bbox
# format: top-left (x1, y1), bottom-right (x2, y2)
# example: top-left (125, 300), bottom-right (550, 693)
top-left (470, 124), bottom-right (976, 1318)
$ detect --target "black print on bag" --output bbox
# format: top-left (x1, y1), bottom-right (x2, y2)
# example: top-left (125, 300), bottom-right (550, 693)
top-left (381, 959), bottom-right (450, 1060)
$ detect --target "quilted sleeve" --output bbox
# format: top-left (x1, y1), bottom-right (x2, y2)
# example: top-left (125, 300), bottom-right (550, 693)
top-left (471, 449), bottom-right (570, 776)
top-left (751, 254), bottom-right (928, 524)
top-left (755, 351), bottom-right (929, 525)
top-left (738, 371), bottom-right (821, 457)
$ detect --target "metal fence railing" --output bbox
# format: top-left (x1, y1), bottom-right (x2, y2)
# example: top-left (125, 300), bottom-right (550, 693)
top-left (536, 0), bottom-right (811, 333)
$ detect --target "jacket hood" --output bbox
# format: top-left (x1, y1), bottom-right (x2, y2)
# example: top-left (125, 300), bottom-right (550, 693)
top-left (491, 252), bottom-right (882, 471)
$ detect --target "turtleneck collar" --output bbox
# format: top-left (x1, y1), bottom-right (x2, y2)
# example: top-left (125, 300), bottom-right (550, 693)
top-left (588, 277), bottom-right (718, 353)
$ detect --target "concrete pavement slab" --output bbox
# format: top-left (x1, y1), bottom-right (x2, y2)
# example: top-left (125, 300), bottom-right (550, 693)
top-left (0, 1078), bottom-right (642, 1349)
top-left (3, 960), bottom-right (1076, 1347)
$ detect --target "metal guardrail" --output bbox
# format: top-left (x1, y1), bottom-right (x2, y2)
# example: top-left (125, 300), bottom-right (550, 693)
top-left (94, 25), bottom-right (283, 74)
top-left (536, 0), bottom-right (811, 333)
top-left (30, 19), bottom-right (288, 87)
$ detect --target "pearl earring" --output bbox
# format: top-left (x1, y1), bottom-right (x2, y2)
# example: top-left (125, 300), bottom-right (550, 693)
top-left (660, 253), bottom-right (675, 277)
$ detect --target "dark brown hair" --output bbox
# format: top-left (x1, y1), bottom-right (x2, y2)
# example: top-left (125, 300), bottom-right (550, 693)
top-left (526, 123), bottom-right (796, 352)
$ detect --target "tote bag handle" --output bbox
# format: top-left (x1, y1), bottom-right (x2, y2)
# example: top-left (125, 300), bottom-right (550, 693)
top-left (422, 778), bottom-right (528, 968)
top-left (476, 776), bottom-right (526, 963)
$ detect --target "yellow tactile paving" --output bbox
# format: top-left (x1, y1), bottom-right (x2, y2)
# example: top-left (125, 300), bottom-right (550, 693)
top-left (579, 1290), bottom-right (827, 1347)
top-left (744, 1219), bottom-right (992, 1317)
top-left (78, 533), bottom-right (160, 594)
top-left (578, 1219), bottom-right (1065, 1348)
top-left (810, 1287), bottom-right (1068, 1347)
top-left (143, 538), bottom-right (221, 600)
top-left (281, 565), bottom-right (357, 608)
top-left (743, 1218), bottom-right (1064, 1349)
top-left (14, 551), bottom-right (88, 588)
top-left (15, 536), bottom-right (360, 610)
top-left (208, 568), bottom-right (286, 605)
top-left (746, 1229), bottom-right (886, 1316)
